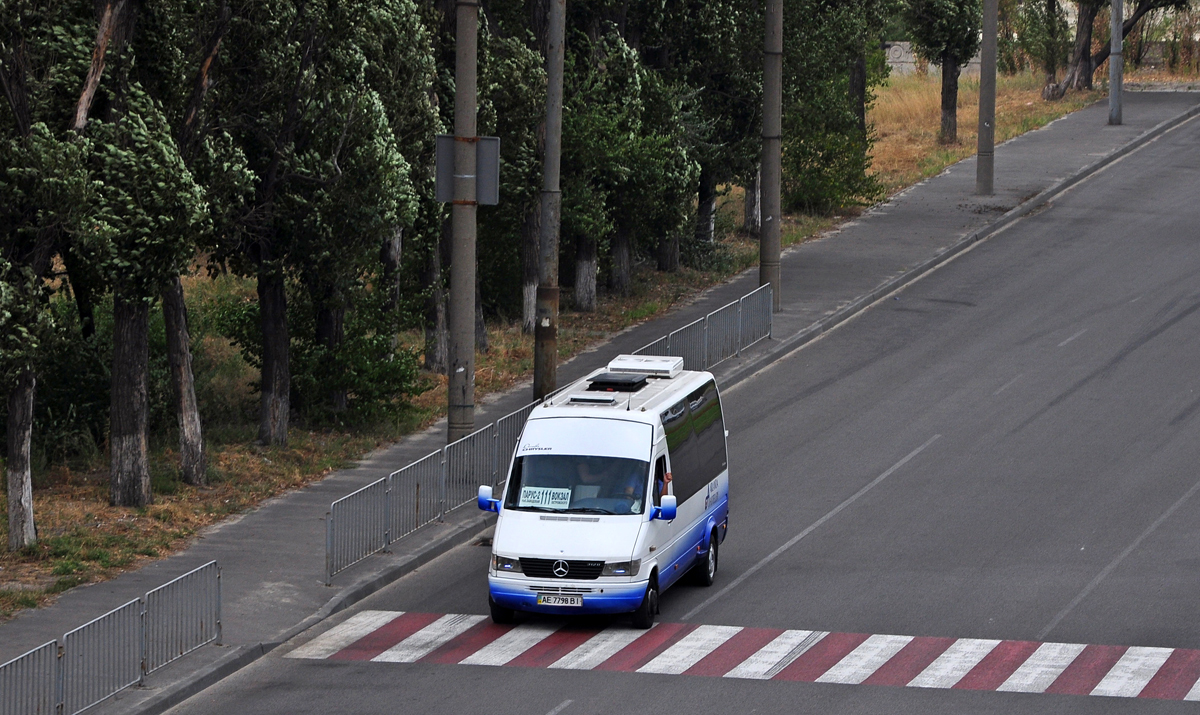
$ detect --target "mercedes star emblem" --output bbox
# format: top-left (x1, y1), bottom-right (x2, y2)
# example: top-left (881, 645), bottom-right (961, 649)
top-left (552, 560), bottom-right (569, 578)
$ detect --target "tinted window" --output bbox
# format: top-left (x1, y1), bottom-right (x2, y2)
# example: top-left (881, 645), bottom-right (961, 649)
top-left (690, 381), bottom-right (727, 487)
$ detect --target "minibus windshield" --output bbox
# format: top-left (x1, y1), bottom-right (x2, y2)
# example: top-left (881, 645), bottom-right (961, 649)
top-left (504, 455), bottom-right (649, 515)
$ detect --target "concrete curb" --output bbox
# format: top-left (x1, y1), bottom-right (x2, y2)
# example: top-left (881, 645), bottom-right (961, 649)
top-left (126, 510), bottom-right (496, 715)
top-left (121, 99), bottom-right (1200, 715)
top-left (718, 101), bottom-right (1200, 393)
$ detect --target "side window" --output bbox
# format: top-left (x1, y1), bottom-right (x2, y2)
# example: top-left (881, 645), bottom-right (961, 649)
top-left (653, 456), bottom-right (668, 507)
top-left (660, 398), bottom-right (698, 502)
top-left (691, 381), bottom-right (727, 486)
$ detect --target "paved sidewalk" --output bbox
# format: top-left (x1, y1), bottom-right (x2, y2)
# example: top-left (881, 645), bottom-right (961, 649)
top-left (2, 91), bottom-right (1198, 715)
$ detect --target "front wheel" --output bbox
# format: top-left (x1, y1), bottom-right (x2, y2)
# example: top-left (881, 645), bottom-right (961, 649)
top-left (489, 596), bottom-right (516, 625)
top-left (694, 532), bottom-right (718, 587)
top-left (631, 579), bottom-right (658, 629)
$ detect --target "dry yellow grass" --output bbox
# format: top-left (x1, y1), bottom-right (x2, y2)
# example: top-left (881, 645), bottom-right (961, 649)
top-left (870, 70), bottom-right (1103, 193)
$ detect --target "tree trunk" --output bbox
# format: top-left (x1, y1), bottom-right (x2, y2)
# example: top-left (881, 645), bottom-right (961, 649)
top-left (423, 232), bottom-right (448, 374)
top-left (110, 292), bottom-right (151, 507)
top-left (575, 233), bottom-right (597, 312)
top-left (315, 302), bottom-right (347, 412)
top-left (743, 165), bottom-right (761, 237)
top-left (63, 249), bottom-right (97, 340)
top-left (257, 270), bottom-right (290, 445)
top-left (1042, 0), bottom-right (1064, 100)
top-left (849, 53), bottom-right (868, 135)
top-left (7, 369), bottom-right (37, 551)
top-left (521, 201), bottom-right (540, 333)
top-left (939, 52), bottom-right (960, 144)
top-left (695, 166), bottom-right (718, 244)
top-left (1063, 1), bottom-right (1102, 90)
top-left (610, 224), bottom-right (631, 297)
top-left (658, 231), bottom-right (679, 272)
top-left (163, 276), bottom-right (207, 486)
top-left (380, 227), bottom-right (402, 314)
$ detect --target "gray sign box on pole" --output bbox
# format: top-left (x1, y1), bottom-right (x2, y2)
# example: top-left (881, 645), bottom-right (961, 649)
top-left (435, 134), bottom-right (499, 205)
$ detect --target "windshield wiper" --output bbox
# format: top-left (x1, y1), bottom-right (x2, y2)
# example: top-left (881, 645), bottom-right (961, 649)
top-left (563, 507), bottom-right (616, 515)
top-left (514, 506), bottom-right (562, 513)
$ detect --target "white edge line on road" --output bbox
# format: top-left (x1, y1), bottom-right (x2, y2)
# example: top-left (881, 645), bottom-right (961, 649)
top-left (1038, 474), bottom-right (1200, 641)
top-left (993, 374), bottom-right (1023, 396)
top-left (681, 434), bottom-right (942, 621)
top-left (1058, 329), bottom-right (1087, 347)
top-left (545, 700), bottom-right (573, 715)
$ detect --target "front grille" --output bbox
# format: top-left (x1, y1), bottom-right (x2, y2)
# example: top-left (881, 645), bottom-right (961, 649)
top-left (534, 586), bottom-right (595, 594)
top-left (520, 558), bottom-right (604, 580)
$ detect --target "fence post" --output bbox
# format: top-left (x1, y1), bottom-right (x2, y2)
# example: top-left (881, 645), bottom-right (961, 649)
top-left (55, 641), bottom-right (64, 715)
top-left (139, 599), bottom-right (147, 686)
top-left (384, 475), bottom-right (393, 547)
top-left (768, 286), bottom-right (774, 338)
top-left (703, 315), bottom-right (710, 370)
top-left (439, 448), bottom-right (447, 523)
top-left (325, 512), bottom-right (333, 586)
top-left (216, 566), bottom-right (223, 646)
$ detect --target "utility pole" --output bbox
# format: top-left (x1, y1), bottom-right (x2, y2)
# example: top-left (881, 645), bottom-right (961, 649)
top-left (976, 0), bottom-right (997, 196)
top-left (448, 0), bottom-right (478, 442)
top-left (761, 0), bottom-right (782, 312)
top-left (1109, 0), bottom-right (1123, 125)
top-left (534, 0), bottom-right (565, 400)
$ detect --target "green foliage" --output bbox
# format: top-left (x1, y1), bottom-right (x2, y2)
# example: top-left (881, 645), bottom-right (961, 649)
top-left (1016, 0), bottom-right (1071, 73)
top-left (904, 0), bottom-right (983, 68)
top-left (781, 0), bottom-right (894, 212)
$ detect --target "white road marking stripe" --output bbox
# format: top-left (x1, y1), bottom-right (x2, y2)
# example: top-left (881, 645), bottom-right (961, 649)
top-left (1058, 329), bottom-right (1087, 347)
top-left (724, 630), bottom-right (825, 680)
top-left (637, 625), bottom-right (743, 675)
top-left (1183, 673), bottom-right (1200, 701)
top-left (993, 373), bottom-right (1023, 396)
top-left (285, 611), bottom-right (403, 659)
top-left (459, 623), bottom-right (561, 666)
top-left (683, 436), bottom-right (941, 620)
top-left (544, 700), bottom-right (573, 715)
top-left (1039, 474), bottom-right (1200, 641)
top-left (548, 626), bottom-right (654, 670)
top-left (1091, 646), bottom-right (1174, 698)
top-left (371, 613), bottom-right (485, 663)
top-left (996, 642), bottom-right (1087, 693)
top-left (907, 639), bottom-right (1002, 689)
top-left (816, 634), bottom-right (913, 685)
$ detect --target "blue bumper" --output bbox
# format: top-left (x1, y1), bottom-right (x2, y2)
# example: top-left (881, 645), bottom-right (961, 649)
top-left (489, 577), bottom-right (646, 615)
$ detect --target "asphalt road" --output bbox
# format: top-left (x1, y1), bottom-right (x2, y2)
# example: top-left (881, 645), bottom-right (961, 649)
top-left (167, 116), bottom-right (1200, 714)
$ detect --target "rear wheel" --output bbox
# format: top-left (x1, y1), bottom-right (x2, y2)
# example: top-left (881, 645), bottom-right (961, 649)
top-left (631, 578), bottom-right (658, 629)
top-left (694, 531), bottom-right (718, 587)
top-left (489, 596), bottom-right (516, 625)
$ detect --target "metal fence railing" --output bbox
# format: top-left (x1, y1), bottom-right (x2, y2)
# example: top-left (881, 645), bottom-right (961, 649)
top-left (635, 284), bottom-right (773, 371)
top-left (0, 641), bottom-right (56, 715)
top-left (143, 560), bottom-right (222, 674)
top-left (0, 561), bottom-right (221, 715)
top-left (326, 400), bottom-right (540, 584)
top-left (325, 283), bottom-right (773, 585)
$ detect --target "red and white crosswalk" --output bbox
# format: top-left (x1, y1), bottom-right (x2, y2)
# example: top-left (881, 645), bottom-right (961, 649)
top-left (286, 611), bottom-right (1200, 701)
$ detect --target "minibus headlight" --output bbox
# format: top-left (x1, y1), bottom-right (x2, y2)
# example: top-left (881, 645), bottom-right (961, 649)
top-left (494, 555), bottom-right (522, 573)
top-left (601, 560), bottom-right (640, 577)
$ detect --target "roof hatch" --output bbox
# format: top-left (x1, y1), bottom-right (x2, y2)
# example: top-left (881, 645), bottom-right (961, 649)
top-left (586, 372), bottom-right (648, 392)
top-left (606, 354), bottom-right (684, 378)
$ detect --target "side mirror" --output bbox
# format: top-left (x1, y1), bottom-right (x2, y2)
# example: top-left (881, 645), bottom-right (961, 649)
top-left (652, 495), bottom-right (677, 521)
top-left (477, 485), bottom-right (500, 513)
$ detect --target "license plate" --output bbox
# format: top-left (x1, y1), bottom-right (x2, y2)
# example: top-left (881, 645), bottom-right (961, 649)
top-left (536, 593), bottom-right (582, 607)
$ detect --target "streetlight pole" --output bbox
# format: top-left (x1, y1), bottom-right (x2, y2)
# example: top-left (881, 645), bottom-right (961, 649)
top-left (976, 0), bottom-right (997, 196)
top-left (448, 0), bottom-right (478, 442)
top-left (1109, 0), bottom-right (1123, 125)
top-left (534, 0), bottom-right (565, 401)
top-left (761, 0), bottom-right (782, 312)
